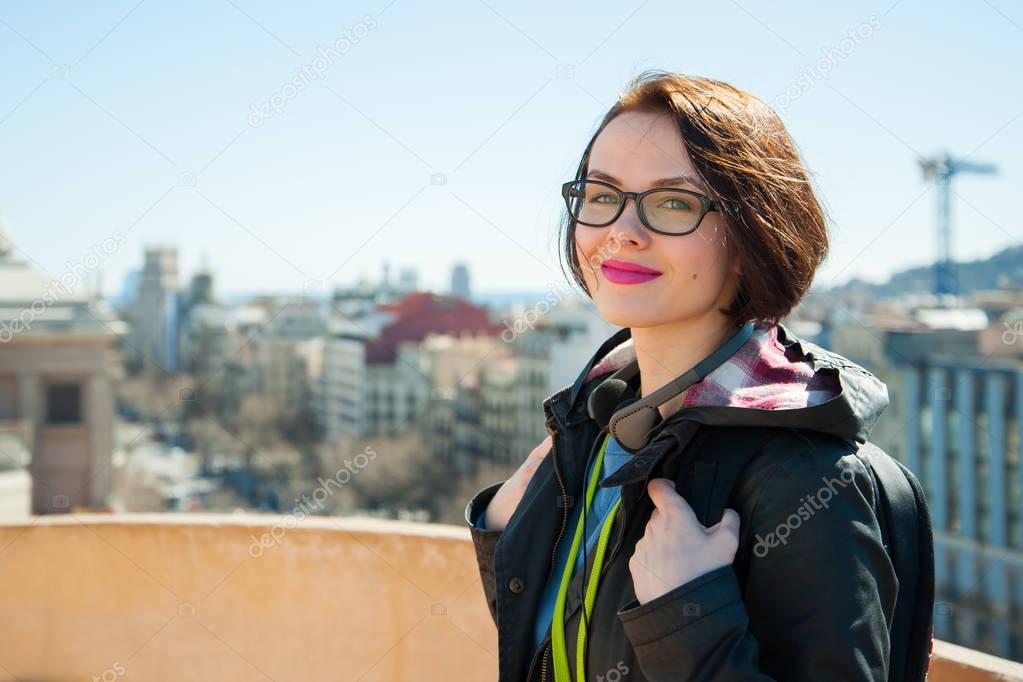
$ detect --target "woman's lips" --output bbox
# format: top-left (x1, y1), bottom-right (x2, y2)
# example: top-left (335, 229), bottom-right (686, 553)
top-left (600, 263), bottom-right (662, 284)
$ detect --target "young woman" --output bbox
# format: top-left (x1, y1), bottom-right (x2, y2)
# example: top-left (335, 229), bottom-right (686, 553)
top-left (464, 71), bottom-right (899, 681)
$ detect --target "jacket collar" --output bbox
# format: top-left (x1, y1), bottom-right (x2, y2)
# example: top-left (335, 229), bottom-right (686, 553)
top-left (543, 320), bottom-right (890, 444)
top-left (542, 325), bottom-right (632, 428)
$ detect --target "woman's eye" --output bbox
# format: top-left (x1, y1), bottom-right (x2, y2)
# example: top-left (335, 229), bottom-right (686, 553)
top-left (661, 197), bottom-right (695, 211)
top-left (590, 193), bottom-right (619, 204)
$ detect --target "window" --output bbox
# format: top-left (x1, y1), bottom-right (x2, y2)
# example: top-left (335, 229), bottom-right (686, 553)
top-left (46, 382), bottom-right (82, 424)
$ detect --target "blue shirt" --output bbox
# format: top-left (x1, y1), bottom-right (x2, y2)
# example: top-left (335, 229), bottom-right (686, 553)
top-left (474, 432), bottom-right (632, 649)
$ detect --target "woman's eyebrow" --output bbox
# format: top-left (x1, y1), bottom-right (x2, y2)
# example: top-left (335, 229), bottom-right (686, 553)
top-left (586, 169), bottom-right (708, 191)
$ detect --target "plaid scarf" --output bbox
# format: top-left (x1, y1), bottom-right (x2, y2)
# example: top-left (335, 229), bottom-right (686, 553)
top-left (583, 320), bottom-right (840, 410)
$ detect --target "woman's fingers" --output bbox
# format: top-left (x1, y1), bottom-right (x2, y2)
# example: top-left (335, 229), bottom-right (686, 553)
top-left (703, 507), bottom-right (740, 535)
top-left (526, 434), bottom-right (553, 463)
top-left (646, 478), bottom-right (699, 527)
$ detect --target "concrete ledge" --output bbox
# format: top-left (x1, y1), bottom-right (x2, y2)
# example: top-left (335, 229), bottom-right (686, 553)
top-left (931, 639), bottom-right (1023, 681)
top-left (0, 513), bottom-right (496, 681)
top-left (0, 514), bottom-right (1018, 681)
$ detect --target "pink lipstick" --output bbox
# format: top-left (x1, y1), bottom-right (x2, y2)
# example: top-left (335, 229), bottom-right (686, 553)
top-left (600, 259), bottom-right (662, 285)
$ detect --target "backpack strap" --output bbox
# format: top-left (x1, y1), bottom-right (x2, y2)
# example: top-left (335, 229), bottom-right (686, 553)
top-left (666, 425), bottom-right (776, 528)
top-left (688, 448), bottom-right (762, 528)
top-left (857, 442), bottom-right (935, 682)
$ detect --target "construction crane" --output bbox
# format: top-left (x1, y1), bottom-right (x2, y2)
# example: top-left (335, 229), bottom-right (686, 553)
top-left (919, 151), bottom-right (998, 296)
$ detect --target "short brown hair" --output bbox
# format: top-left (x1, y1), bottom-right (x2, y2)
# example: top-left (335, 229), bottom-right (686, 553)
top-left (559, 70), bottom-right (829, 326)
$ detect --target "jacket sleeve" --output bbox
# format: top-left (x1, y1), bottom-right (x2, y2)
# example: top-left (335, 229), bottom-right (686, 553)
top-left (615, 435), bottom-right (898, 681)
top-left (464, 480), bottom-right (507, 628)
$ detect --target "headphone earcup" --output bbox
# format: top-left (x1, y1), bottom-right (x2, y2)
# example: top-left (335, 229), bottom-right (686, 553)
top-left (587, 377), bottom-right (632, 428)
top-left (608, 398), bottom-right (663, 451)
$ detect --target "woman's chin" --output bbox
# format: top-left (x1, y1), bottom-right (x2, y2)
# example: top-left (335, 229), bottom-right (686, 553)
top-left (593, 300), bottom-right (660, 329)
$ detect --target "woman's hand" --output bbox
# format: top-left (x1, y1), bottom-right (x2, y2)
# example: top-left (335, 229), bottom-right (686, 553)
top-left (628, 477), bottom-right (741, 605)
top-left (482, 434), bottom-right (552, 532)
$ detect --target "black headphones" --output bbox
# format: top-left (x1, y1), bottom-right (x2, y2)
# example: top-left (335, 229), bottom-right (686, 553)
top-left (586, 320), bottom-right (755, 452)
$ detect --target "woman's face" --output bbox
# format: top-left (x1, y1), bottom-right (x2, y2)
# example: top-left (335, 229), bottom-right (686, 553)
top-left (574, 110), bottom-right (741, 329)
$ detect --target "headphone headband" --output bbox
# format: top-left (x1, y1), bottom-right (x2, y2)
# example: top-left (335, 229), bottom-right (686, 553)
top-left (587, 320), bottom-right (755, 451)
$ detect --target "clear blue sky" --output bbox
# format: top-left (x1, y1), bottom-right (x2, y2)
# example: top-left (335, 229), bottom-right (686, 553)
top-left (1, 0), bottom-right (1020, 298)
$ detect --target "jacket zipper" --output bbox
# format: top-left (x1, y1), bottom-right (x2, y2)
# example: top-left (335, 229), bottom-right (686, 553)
top-left (529, 417), bottom-right (566, 682)
top-left (544, 420), bottom-right (607, 583)
top-left (524, 631), bottom-right (552, 682)
top-left (522, 399), bottom-right (566, 682)
top-left (545, 419), bottom-right (568, 585)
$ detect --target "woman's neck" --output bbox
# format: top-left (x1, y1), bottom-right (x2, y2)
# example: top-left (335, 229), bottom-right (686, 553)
top-left (631, 313), bottom-right (737, 421)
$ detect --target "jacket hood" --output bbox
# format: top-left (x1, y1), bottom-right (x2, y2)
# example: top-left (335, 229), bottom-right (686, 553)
top-left (544, 320), bottom-right (889, 444)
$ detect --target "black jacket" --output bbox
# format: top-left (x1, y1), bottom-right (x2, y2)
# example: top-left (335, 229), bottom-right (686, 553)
top-left (464, 323), bottom-right (899, 681)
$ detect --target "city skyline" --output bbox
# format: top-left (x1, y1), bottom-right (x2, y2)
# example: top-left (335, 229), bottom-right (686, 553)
top-left (0, 0), bottom-right (1020, 299)
top-left (4, 2), bottom-right (1023, 676)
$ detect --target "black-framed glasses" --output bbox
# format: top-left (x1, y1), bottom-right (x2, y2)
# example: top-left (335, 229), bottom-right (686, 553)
top-left (561, 179), bottom-right (717, 236)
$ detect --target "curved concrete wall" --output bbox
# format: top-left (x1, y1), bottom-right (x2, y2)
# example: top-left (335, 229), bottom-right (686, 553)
top-left (0, 514), bottom-right (1019, 681)
top-left (0, 514), bottom-right (497, 681)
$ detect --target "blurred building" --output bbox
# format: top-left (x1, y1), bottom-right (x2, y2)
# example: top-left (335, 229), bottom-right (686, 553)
top-left (251, 297), bottom-right (326, 430)
top-left (417, 332), bottom-right (512, 472)
top-left (423, 294), bottom-right (618, 473)
top-left (177, 303), bottom-right (266, 400)
top-left (0, 227), bottom-right (127, 514)
top-left (831, 308), bottom-right (1023, 660)
top-left (397, 267), bottom-right (418, 294)
top-left (450, 262), bottom-right (471, 302)
top-left (900, 355), bottom-right (1022, 658)
top-left (321, 292), bottom-right (499, 440)
top-left (478, 354), bottom-right (545, 467)
top-left (125, 247), bottom-right (179, 372)
top-left (182, 261), bottom-right (215, 311)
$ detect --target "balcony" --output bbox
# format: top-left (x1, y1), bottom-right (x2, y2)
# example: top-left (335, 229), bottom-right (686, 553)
top-left (0, 514), bottom-right (1020, 681)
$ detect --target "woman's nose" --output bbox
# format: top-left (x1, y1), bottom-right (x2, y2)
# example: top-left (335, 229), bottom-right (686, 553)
top-left (608, 198), bottom-right (649, 244)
